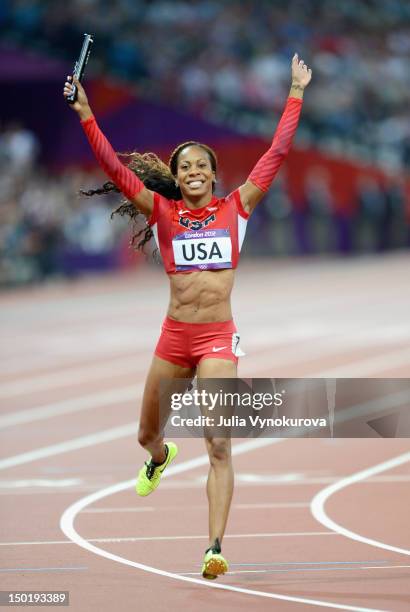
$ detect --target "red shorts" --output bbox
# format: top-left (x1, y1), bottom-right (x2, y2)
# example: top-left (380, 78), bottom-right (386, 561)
top-left (154, 316), bottom-right (243, 369)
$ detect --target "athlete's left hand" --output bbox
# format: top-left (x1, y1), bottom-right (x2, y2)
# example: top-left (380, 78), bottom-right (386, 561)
top-left (291, 53), bottom-right (312, 89)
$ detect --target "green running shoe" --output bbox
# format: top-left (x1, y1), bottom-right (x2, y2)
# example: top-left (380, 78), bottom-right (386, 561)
top-left (201, 539), bottom-right (228, 579)
top-left (135, 442), bottom-right (178, 497)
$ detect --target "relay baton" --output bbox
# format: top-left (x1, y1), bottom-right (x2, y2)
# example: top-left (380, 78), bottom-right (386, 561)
top-left (66, 33), bottom-right (94, 104)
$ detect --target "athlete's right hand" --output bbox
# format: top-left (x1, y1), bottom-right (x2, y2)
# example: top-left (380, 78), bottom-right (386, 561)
top-left (63, 76), bottom-right (93, 121)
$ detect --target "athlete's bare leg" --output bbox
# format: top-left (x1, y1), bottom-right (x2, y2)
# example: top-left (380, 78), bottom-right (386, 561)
top-left (138, 355), bottom-right (194, 463)
top-left (197, 357), bottom-right (236, 547)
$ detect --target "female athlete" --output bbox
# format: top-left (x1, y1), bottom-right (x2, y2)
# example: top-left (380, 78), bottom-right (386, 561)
top-left (63, 53), bottom-right (311, 579)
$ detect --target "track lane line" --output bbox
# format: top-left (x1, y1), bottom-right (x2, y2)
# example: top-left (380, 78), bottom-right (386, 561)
top-left (311, 451), bottom-right (410, 556)
top-left (80, 502), bottom-right (310, 513)
top-left (0, 423), bottom-right (138, 471)
top-left (0, 360), bottom-right (144, 399)
top-left (0, 386), bottom-right (141, 430)
top-left (60, 439), bottom-right (385, 612)
top-left (0, 532), bottom-right (336, 547)
top-left (313, 346), bottom-right (410, 377)
top-left (0, 566), bottom-right (87, 573)
top-left (181, 564), bottom-right (410, 576)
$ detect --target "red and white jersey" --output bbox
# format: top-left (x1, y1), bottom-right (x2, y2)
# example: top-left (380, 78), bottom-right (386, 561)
top-left (147, 189), bottom-right (249, 274)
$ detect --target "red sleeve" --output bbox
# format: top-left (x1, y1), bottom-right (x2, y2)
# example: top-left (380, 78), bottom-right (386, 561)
top-left (247, 97), bottom-right (303, 192)
top-left (81, 115), bottom-right (144, 201)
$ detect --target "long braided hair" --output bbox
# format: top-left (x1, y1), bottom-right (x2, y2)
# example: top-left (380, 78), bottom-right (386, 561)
top-left (80, 141), bottom-right (218, 251)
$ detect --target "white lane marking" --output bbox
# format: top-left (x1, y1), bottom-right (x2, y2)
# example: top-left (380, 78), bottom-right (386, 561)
top-left (73, 532), bottom-right (336, 542)
top-left (0, 540), bottom-right (78, 547)
top-left (229, 560), bottom-right (388, 567)
top-left (313, 346), bottom-right (410, 377)
top-left (235, 501), bottom-right (309, 509)
top-left (3, 365), bottom-right (405, 434)
top-left (0, 566), bottom-right (87, 573)
top-left (311, 451), bottom-right (410, 556)
top-left (60, 439), bottom-right (383, 612)
top-left (0, 479), bottom-right (82, 488)
top-left (360, 565), bottom-right (410, 570)
top-left (181, 564), bottom-right (410, 576)
top-left (217, 474), bottom-right (410, 486)
top-left (80, 502), bottom-right (310, 513)
top-left (81, 507), bottom-right (155, 514)
top-left (0, 423), bottom-right (138, 471)
top-left (1, 473), bottom-right (409, 497)
top-left (0, 532), bottom-right (336, 547)
top-left (0, 346), bottom-right (141, 378)
top-left (236, 472), bottom-right (304, 483)
top-left (241, 338), bottom-right (397, 377)
top-left (0, 359), bottom-right (143, 399)
top-left (0, 385), bottom-right (141, 430)
top-left (0, 329), bottom-right (393, 392)
top-left (0, 485), bottom-right (120, 496)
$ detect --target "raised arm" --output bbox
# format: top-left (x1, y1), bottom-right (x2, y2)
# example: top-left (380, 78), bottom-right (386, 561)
top-left (63, 76), bottom-right (154, 216)
top-left (239, 53), bottom-right (312, 214)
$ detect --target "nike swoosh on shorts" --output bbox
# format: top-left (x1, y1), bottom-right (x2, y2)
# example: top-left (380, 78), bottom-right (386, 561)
top-left (212, 346), bottom-right (228, 352)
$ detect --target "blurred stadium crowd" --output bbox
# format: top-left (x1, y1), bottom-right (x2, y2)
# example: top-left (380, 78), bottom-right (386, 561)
top-left (1, 0), bottom-right (409, 285)
top-left (3, 0), bottom-right (410, 168)
top-left (0, 124), bottom-right (129, 285)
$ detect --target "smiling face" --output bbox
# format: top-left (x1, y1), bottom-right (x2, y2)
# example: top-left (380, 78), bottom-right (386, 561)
top-left (176, 145), bottom-right (216, 200)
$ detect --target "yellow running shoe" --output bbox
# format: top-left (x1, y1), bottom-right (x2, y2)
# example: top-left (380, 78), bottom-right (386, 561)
top-left (135, 442), bottom-right (178, 497)
top-left (201, 542), bottom-right (229, 579)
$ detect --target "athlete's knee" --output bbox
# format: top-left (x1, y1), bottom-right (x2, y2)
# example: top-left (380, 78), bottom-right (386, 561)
top-left (208, 438), bottom-right (231, 464)
top-left (138, 426), bottom-right (160, 449)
